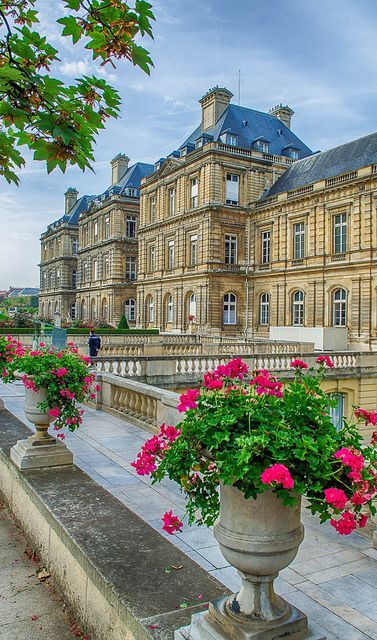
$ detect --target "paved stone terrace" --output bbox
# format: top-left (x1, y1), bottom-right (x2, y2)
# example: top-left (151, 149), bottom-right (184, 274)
top-left (1, 381), bottom-right (377, 640)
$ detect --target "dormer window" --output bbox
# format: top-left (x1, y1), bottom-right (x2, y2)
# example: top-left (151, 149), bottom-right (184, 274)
top-left (253, 137), bottom-right (270, 153)
top-left (226, 133), bottom-right (238, 146)
top-left (126, 188), bottom-right (137, 197)
top-left (282, 145), bottom-right (300, 160)
top-left (290, 149), bottom-right (299, 160)
top-left (196, 139), bottom-right (203, 149)
top-left (154, 162), bottom-right (162, 171)
top-left (180, 147), bottom-right (187, 157)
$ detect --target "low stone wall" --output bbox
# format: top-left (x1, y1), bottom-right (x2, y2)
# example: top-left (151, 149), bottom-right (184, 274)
top-left (92, 373), bottom-right (180, 433)
top-left (0, 407), bottom-right (228, 640)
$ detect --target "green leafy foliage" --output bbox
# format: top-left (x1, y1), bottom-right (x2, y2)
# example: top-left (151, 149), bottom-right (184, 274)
top-left (150, 361), bottom-right (377, 529)
top-left (0, 1), bottom-right (154, 183)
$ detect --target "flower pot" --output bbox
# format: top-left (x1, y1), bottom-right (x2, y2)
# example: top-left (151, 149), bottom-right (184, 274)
top-left (24, 385), bottom-right (55, 446)
top-left (197, 483), bottom-right (309, 639)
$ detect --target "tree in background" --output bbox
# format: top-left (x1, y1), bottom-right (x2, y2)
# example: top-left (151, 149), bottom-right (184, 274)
top-left (0, 0), bottom-right (154, 184)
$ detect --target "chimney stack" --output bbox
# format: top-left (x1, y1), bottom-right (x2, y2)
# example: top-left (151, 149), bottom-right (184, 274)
top-left (64, 187), bottom-right (78, 214)
top-left (199, 86), bottom-right (233, 131)
top-left (111, 153), bottom-right (130, 185)
top-left (269, 104), bottom-right (295, 130)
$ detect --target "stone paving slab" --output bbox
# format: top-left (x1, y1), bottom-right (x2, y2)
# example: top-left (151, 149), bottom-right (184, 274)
top-left (1, 381), bottom-right (377, 640)
top-left (0, 502), bottom-right (77, 640)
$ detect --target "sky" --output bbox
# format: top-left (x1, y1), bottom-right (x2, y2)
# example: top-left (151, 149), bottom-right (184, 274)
top-left (1, 0), bottom-right (377, 289)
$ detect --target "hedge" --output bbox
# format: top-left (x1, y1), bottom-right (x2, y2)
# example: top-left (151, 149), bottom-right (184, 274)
top-left (0, 328), bottom-right (160, 336)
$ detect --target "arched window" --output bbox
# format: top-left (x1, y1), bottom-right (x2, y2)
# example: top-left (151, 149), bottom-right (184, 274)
top-left (333, 288), bottom-right (347, 326)
top-left (166, 294), bottom-right (173, 323)
top-left (188, 292), bottom-right (197, 319)
top-left (223, 293), bottom-right (237, 325)
top-left (125, 298), bottom-right (136, 322)
top-left (146, 296), bottom-right (154, 323)
top-left (259, 293), bottom-right (270, 325)
top-left (70, 302), bottom-right (76, 319)
top-left (48, 302), bottom-right (52, 318)
top-left (292, 290), bottom-right (304, 326)
top-left (330, 393), bottom-right (345, 432)
top-left (40, 303), bottom-right (45, 318)
top-left (54, 301), bottom-right (59, 314)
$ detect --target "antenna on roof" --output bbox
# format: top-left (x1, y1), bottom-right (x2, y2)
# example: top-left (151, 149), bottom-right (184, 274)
top-left (238, 69), bottom-right (241, 106)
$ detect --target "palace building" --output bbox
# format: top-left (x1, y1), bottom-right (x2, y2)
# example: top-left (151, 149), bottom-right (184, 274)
top-left (40, 86), bottom-right (377, 349)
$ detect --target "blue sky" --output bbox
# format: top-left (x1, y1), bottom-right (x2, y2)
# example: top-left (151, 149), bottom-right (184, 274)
top-left (1, 0), bottom-right (377, 289)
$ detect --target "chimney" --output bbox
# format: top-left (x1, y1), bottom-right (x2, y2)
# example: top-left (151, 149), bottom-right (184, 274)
top-left (65, 187), bottom-right (78, 214)
top-left (199, 86), bottom-right (233, 131)
top-left (269, 104), bottom-right (295, 130)
top-left (111, 153), bottom-right (130, 185)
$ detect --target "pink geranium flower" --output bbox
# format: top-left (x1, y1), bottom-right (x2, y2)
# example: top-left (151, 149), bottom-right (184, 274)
top-left (260, 464), bottom-right (294, 489)
top-left (49, 407), bottom-right (60, 418)
top-left (335, 448), bottom-right (364, 472)
top-left (330, 510), bottom-right (357, 535)
top-left (162, 510), bottom-right (183, 535)
top-left (290, 359), bottom-right (308, 369)
top-left (177, 389), bottom-right (200, 413)
top-left (324, 488), bottom-right (348, 510)
top-left (316, 355), bottom-right (334, 368)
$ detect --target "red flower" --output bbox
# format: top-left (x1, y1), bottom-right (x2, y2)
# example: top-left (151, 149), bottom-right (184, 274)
top-left (324, 488), bottom-right (348, 510)
top-left (335, 448), bottom-right (364, 472)
top-left (330, 510), bottom-right (357, 535)
top-left (358, 514), bottom-right (369, 528)
top-left (260, 464), bottom-right (294, 489)
top-left (49, 407), bottom-right (60, 418)
top-left (162, 510), bottom-right (183, 535)
top-left (290, 359), bottom-right (308, 369)
top-left (316, 355), bottom-right (334, 368)
top-left (177, 389), bottom-right (200, 413)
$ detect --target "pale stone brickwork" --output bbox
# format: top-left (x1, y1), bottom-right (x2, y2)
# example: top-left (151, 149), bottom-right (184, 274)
top-left (39, 189), bottom-right (80, 320)
top-left (76, 194), bottom-right (138, 327)
top-left (136, 88), bottom-right (377, 351)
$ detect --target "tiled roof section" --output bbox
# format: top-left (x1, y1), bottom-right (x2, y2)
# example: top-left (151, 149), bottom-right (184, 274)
top-left (262, 132), bottom-right (377, 199)
top-left (46, 195), bottom-right (96, 231)
top-left (179, 103), bottom-right (312, 158)
top-left (110, 162), bottom-right (154, 194)
top-left (8, 287), bottom-right (39, 297)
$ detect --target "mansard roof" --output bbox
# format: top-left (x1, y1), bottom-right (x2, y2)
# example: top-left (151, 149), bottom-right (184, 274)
top-left (46, 195), bottom-right (96, 232)
top-left (262, 131), bottom-right (377, 199)
top-left (179, 103), bottom-right (312, 158)
top-left (114, 161), bottom-right (154, 194)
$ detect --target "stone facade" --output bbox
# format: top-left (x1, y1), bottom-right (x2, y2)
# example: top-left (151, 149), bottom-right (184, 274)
top-left (39, 189), bottom-right (83, 320)
top-left (76, 191), bottom-right (139, 327)
top-left (136, 87), bottom-right (377, 349)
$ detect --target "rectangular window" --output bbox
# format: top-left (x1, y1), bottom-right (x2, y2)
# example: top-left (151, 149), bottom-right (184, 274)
top-left (83, 262), bottom-right (88, 282)
top-left (72, 239), bottom-right (78, 255)
top-left (126, 215), bottom-right (136, 238)
top-left (293, 222), bottom-right (305, 259)
top-left (148, 245), bottom-right (156, 272)
top-left (191, 178), bottom-right (198, 208)
top-left (104, 216), bottom-right (110, 239)
top-left (93, 260), bottom-right (98, 281)
top-left (225, 234), bottom-right (237, 264)
top-left (71, 271), bottom-right (77, 289)
top-left (150, 196), bottom-right (156, 222)
top-left (226, 133), bottom-right (237, 146)
top-left (126, 257), bottom-right (136, 280)
top-left (56, 269), bottom-right (60, 287)
top-left (259, 141), bottom-right (269, 153)
top-left (261, 230), bottom-right (271, 264)
top-left (94, 221), bottom-right (98, 239)
top-left (334, 213), bottom-right (347, 253)
top-left (226, 174), bottom-right (239, 205)
top-left (190, 234), bottom-right (198, 266)
top-left (330, 394), bottom-right (344, 432)
top-left (168, 188), bottom-right (175, 216)
top-left (168, 240), bottom-right (175, 270)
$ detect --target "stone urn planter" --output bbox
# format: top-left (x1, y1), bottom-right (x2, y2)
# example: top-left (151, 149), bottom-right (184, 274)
top-left (23, 385), bottom-right (55, 446)
top-left (176, 485), bottom-right (325, 640)
top-left (10, 377), bottom-right (73, 470)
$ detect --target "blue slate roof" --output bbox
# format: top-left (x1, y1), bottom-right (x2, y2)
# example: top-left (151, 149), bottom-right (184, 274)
top-left (108, 161), bottom-right (154, 195)
top-left (8, 287), bottom-right (39, 297)
top-left (262, 132), bottom-right (377, 199)
top-left (46, 195), bottom-right (96, 231)
top-left (179, 103), bottom-right (312, 158)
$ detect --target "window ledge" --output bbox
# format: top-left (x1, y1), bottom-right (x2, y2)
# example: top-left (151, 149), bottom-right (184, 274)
top-left (331, 253), bottom-right (347, 261)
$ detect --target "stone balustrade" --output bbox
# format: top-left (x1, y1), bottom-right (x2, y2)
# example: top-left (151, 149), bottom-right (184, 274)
top-left (93, 350), bottom-right (372, 388)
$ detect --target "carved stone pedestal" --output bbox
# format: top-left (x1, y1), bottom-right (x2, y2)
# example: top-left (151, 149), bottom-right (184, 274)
top-left (10, 437), bottom-right (73, 470)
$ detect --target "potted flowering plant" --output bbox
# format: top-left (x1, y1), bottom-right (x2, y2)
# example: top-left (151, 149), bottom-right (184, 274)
top-left (2, 342), bottom-right (99, 444)
top-left (132, 356), bottom-right (377, 638)
top-left (0, 334), bottom-right (25, 373)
